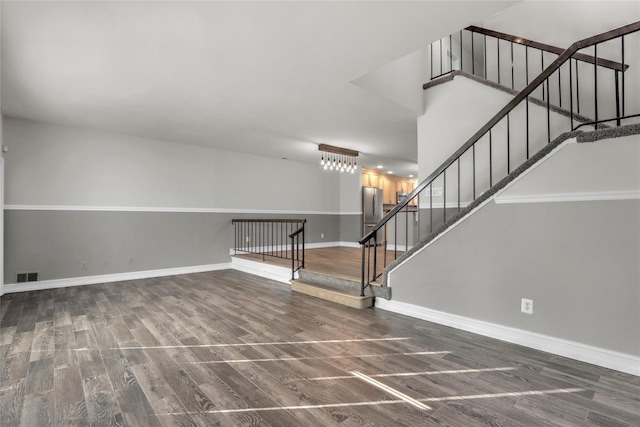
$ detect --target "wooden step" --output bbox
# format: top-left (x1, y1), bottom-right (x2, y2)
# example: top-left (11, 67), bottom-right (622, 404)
top-left (291, 280), bottom-right (374, 309)
top-left (298, 269), bottom-right (392, 300)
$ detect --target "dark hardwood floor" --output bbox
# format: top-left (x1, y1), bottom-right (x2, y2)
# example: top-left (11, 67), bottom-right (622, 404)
top-left (234, 246), bottom-right (400, 281)
top-left (1, 270), bottom-right (638, 426)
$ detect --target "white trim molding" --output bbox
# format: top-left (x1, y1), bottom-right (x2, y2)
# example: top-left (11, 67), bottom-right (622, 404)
top-left (230, 257), bottom-right (293, 284)
top-left (495, 190), bottom-right (640, 205)
top-left (0, 157), bottom-right (4, 297)
top-left (4, 204), bottom-right (360, 216)
top-left (375, 299), bottom-right (640, 376)
top-left (3, 263), bottom-right (231, 294)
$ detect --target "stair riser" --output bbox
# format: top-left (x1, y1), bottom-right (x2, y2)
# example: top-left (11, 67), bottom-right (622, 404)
top-left (292, 282), bottom-right (373, 309)
top-left (298, 270), bottom-right (361, 292)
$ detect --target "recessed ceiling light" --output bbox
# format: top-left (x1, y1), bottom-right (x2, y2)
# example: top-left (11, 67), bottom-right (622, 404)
top-left (377, 165), bottom-right (384, 169)
top-left (387, 171), bottom-right (393, 174)
top-left (409, 174), bottom-right (414, 178)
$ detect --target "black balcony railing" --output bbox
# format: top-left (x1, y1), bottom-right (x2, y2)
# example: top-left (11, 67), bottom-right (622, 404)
top-left (232, 219), bottom-right (306, 280)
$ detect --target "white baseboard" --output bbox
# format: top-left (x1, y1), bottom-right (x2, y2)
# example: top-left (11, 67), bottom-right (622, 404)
top-left (332, 241), bottom-right (361, 248)
top-left (3, 263), bottom-right (232, 294)
top-left (230, 257), bottom-right (293, 284)
top-left (375, 299), bottom-right (640, 377)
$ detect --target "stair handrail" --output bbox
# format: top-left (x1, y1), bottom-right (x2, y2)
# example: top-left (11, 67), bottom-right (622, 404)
top-left (430, 25), bottom-right (629, 84)
top-left (464, 25), bottom-right (629, 72)
top-left (359, 21), bottom-right (640, 292)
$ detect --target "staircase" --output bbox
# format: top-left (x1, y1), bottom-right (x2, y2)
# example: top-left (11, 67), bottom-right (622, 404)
top-left (359, 21), bottom-right (640, 298)
top-left (292, 270), bottom-right (374, 309)
top-left (234, 22), bottom-right (639, 310)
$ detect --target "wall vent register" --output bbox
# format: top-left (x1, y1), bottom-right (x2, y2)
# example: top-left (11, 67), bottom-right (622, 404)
top-left (17, 272), bottom-right (39, 283)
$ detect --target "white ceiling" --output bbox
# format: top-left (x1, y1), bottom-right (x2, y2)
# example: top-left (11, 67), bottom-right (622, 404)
top-left (1, 1), bottom-right (518, 177)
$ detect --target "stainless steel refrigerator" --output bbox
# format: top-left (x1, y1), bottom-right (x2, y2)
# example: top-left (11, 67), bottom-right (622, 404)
top-left (362, 187), bottom-right (384, 241)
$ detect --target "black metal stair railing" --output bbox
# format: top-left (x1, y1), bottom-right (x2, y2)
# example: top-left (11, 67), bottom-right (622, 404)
top-left (232, 219), bottom-right (306, 280)
top-left (359, 21), bottom-right (640, 296)
top-left (428, 25), bottom-right (632, 127)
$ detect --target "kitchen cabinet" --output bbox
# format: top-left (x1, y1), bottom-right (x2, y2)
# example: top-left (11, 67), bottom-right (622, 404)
top-left (362, 168), bottom-right (418, 206)
top-left (363, 172), bottom-right (379, 189)
top-left (382, 178), bottom-right (394, 204)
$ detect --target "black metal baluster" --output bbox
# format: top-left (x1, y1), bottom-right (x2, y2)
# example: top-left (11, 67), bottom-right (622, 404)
top-left (621, 36), bottom-right (625, 117)
top-left (497, 38), bottom-right (501, 84)
top-left (417, 194), bottom-right (421, 242)
top-left (547, 78), bottom-right (551, 143)
top-left (394, 210), bottom-right (397, 259)
top-left (443, 170), bottom-right (447, 224)
top-left (511, 41), bottom-right (514, 89)
top-left (457, 158), bottom-right (461, 212)
top-left (484, 35), bottom-right (487, 78)
top-left (361, 245), bottom-right (365, 296)
top-left (525, 46), bottom-right (529, 85)
top-left (291, 230), bottom-right (295, 280)
top-left (570, 57), bottom-right (574, 130)
top-left (489, 130), bottom-right (493, 187)
top-left (558, 65), bottom-right (562, 108)
top-left (576, 59), bottom-right (581, 114)
top-left (384, 224), bottom-right (388, 266)
top-left (472, 144), bottom-right (476, 199)
top-left (430, 43), bottom-right (433, 80)
top-left (507, 113), bottom-right (510, 174)
top-left (367, 244), bottom-right (373, 284)
top-left (373, 232), bottom-right (378, 282)
top-left (405, 204), bottom-right (409, 251)
top-left (471, 30), bottom-right (475, 75)
top-left (615, 71), bottom-right (621, 126)
top-left (429, 183), bottom-right (433, 233)
top-left (460, 30), bottom-right (463, 72)
top-left (440, 39), bottom-right (443, 76)
top-left (526, 96), bottom-right (530, 159)
top-left (594, 44), bottom-right (598, 129)
top-left (449, 34), bottom-right (453, 73)
top-left (541, 50), bottom-right (545, 100)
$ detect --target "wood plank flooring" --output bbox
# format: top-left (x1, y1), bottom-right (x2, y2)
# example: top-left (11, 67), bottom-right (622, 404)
top-left (235, 246), bottom-right (400, 281)
top-left (1, 270), bottom-right (639, 426)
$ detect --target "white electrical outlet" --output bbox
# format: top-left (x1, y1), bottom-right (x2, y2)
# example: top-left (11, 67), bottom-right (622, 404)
top-left (321, 233), bottom-right (324, 239)
top-left (521, 298), bottom-right (534, 314)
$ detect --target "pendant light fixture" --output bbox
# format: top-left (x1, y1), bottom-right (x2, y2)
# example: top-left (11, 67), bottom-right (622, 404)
top-left (319, 144), bottom-right (359, 174)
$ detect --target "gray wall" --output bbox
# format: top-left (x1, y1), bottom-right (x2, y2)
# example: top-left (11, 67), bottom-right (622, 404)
top-left (339, 214), bottom-right (362, 243)
top-left (391, 133), bottom-right (640, 356)
top-left (3, 117), bottom-right (362, 284)
top-left (389, 199), bottom-right (640, 356)
top-left (5, 210), bottom-right (346, 282)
